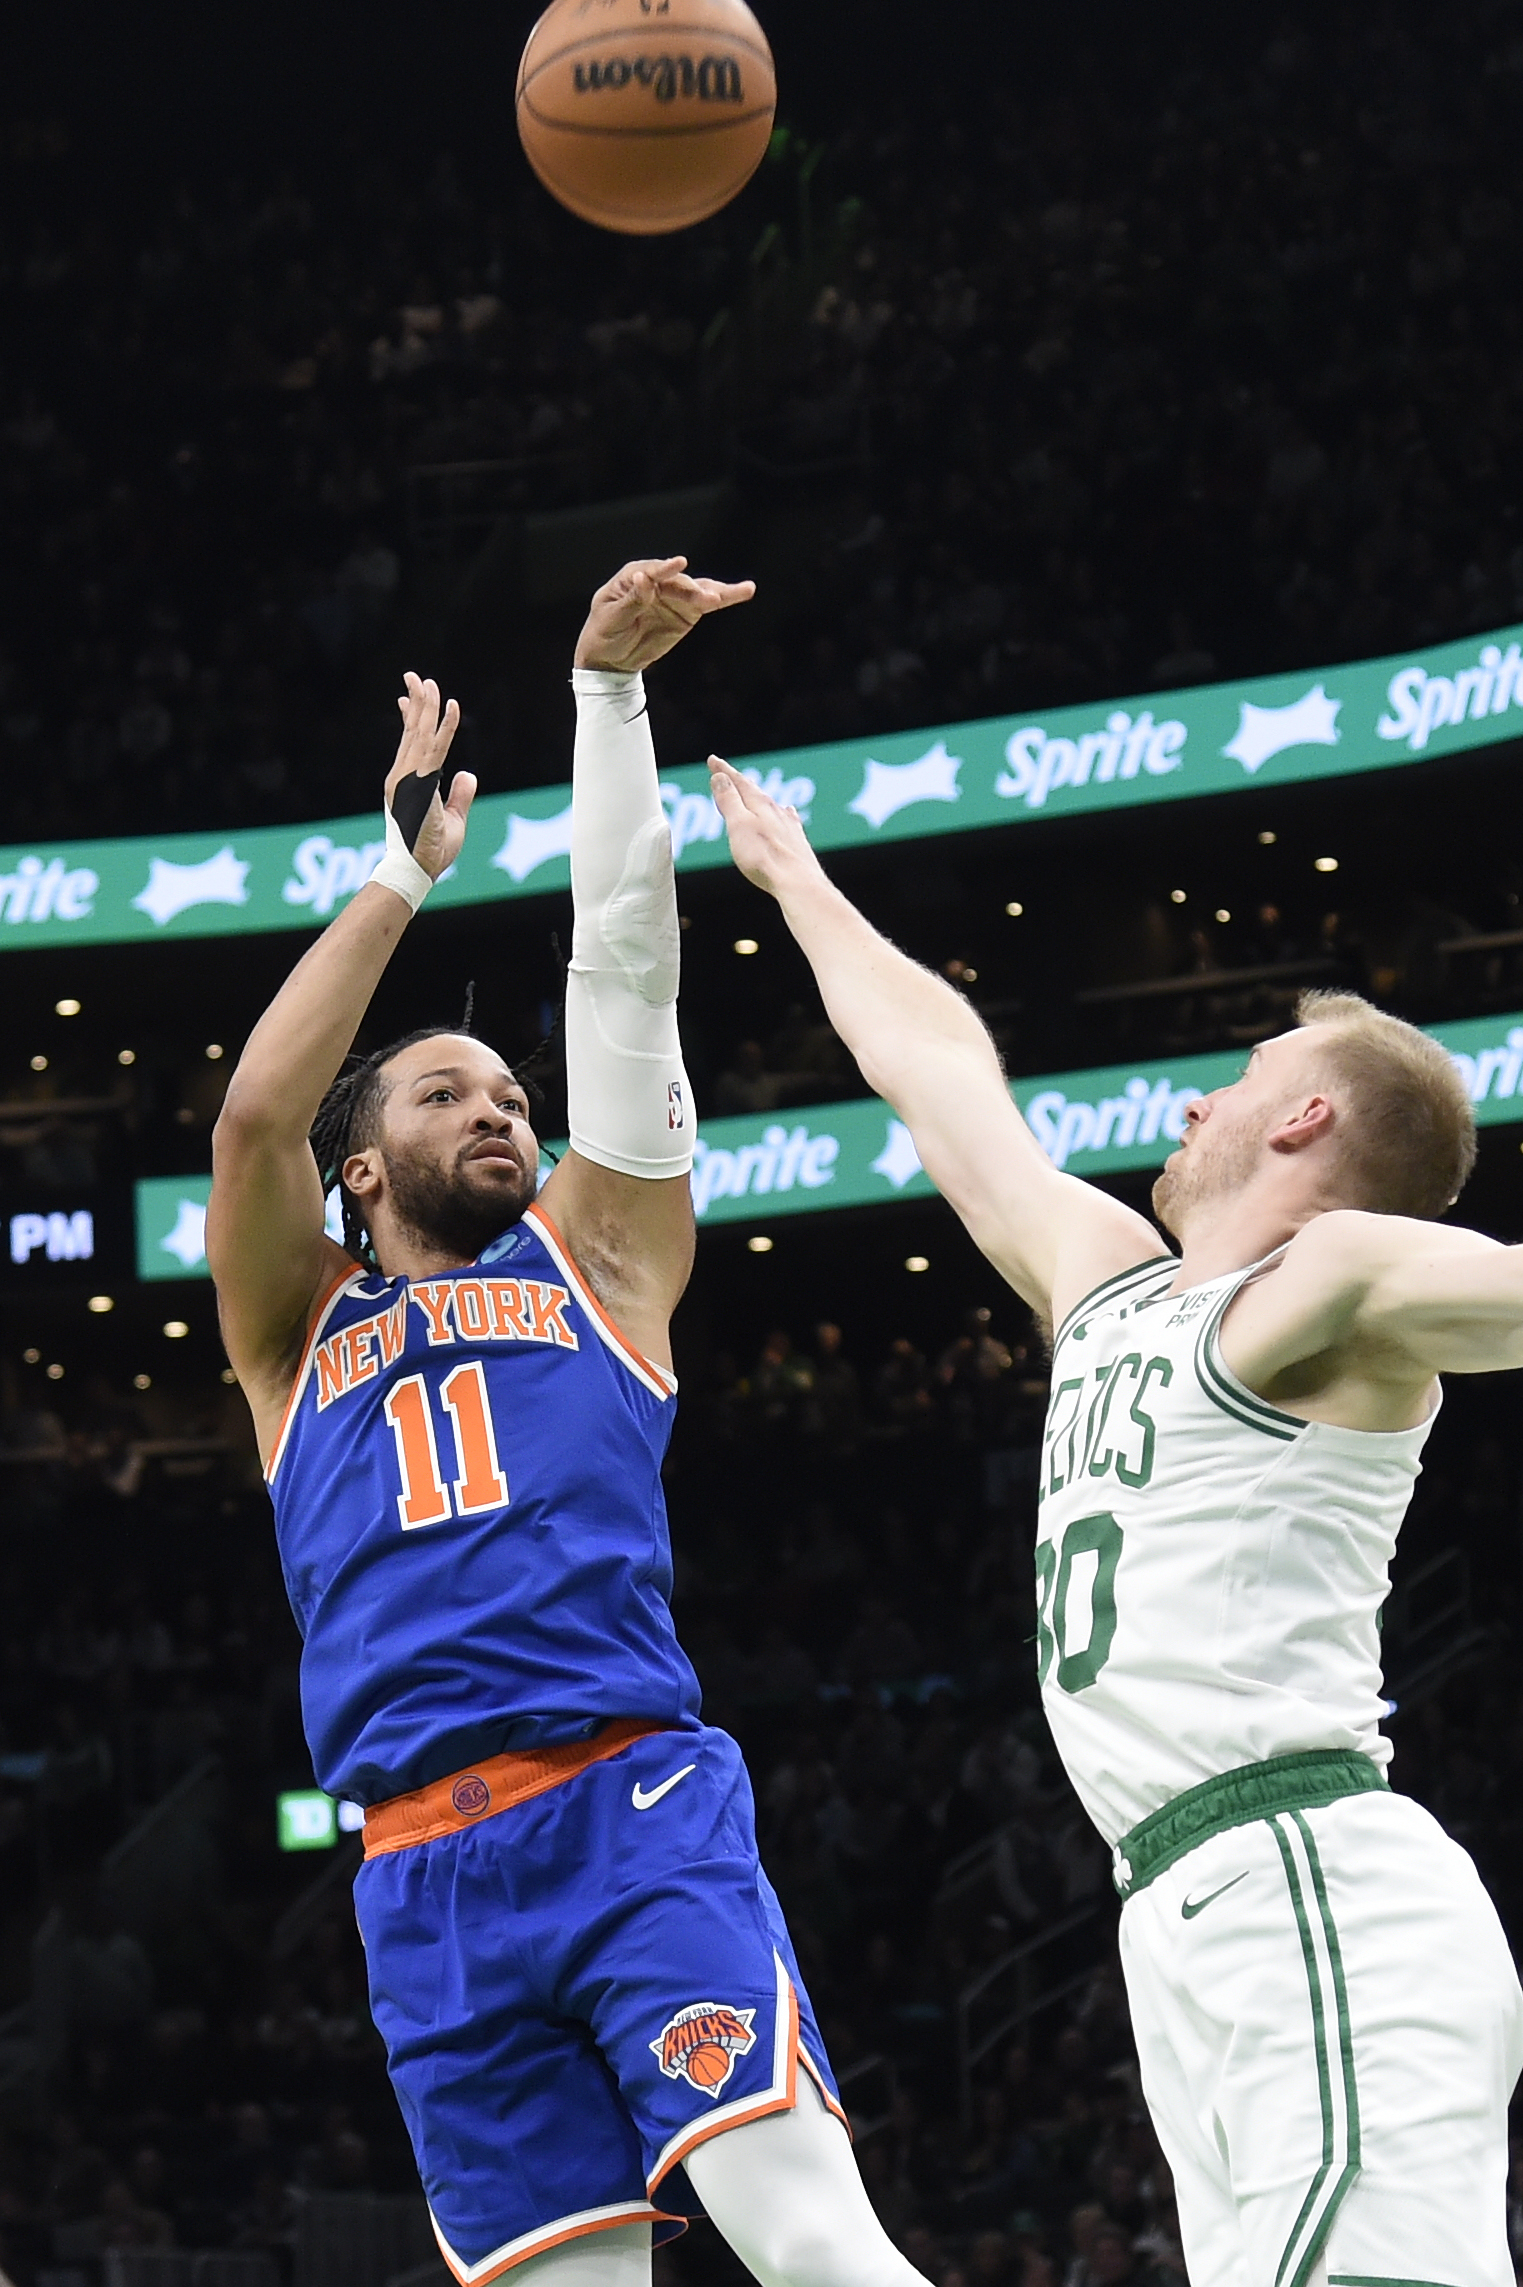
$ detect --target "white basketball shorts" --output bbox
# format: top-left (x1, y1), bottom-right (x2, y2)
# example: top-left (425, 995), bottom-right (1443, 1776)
top-left (1120, 1786), bottom-right (1523, 2287)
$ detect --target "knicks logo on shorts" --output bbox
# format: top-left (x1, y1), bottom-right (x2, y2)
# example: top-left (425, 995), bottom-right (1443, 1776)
top-left (650, 2002), bottom-right (757, 2098)
top-left (450, 1775), bottom-right (491, 1818)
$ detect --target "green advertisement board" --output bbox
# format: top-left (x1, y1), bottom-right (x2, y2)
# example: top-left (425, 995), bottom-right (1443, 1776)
top-left (135, 1008), bottom-right (1523, 1279)
top-left (275, 1789), bottom-right (365, 1849)
top-left (276, 1790), bottom-right (338, 1851)
top-left (10, 620), bottom-right (1523, 953)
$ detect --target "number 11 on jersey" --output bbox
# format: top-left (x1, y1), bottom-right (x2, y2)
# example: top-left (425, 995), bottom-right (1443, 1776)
top-left (383, 1364), bottom-right (511, 1530)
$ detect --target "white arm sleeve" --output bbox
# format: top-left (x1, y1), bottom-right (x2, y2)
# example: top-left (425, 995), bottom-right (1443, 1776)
top-left (565, 668), bottom-right (695, 1181)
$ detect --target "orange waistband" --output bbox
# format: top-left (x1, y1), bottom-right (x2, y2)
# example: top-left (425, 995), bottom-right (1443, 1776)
top-left (362, 1719), bottom-right (671, 1859)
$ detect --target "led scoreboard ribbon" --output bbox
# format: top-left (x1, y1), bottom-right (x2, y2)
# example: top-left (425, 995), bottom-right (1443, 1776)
top-left (136, 1008), bottom-right (1523, 1276)
top-left (7, 620), bottom-right (1523, 951)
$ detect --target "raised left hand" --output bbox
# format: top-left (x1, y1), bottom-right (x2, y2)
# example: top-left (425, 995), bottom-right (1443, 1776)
top-left (574, 556), bottom-right (755, 675)
top-left (386, 672), bottom-right (475, 879)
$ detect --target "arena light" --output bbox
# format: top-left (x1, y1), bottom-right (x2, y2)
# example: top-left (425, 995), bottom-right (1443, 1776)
top-left (118, 1048), bottom-right (136, 1066)
top-left (733, 938), bottom-right (759, 957)
top-left (1005, 901), bottom-right (1024, 917)
top-left (905, 1255), bottom-right (930, 1273)
top-left (1170, 890), bottom-right (1187, 905)
top-left (87, 1295), bottom-right (114, 1314)
top-left (133, 1374), bottom-right (152, 1391)
top-left (30, 1054), bottom-right (47, 1071)
top-left (205, 1042), bottom-right (225, 1060)
top-left (22, 1347), bottom-right (40, 1365)
top-left (55, 998), bottom-right (81, 1017)
top-left (747, 1234), bottom-right (774, 1254)
top-left (1258, 830), bottom-right (1277, 845)
top-left (221, 1367), bottom-right (239, 1385)
top-left (1314, 856), bottom-right (1339, 873)
top-left (1215, 908), bottom-right (1231, 924)
top-left (163, 1320), bottom-right (189, 1340)
top-left (45, 1363), bottom-right (64, 1381)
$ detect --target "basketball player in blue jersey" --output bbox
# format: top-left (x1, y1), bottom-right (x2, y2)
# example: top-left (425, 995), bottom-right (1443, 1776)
top-left (207, 561), bottom-right (931, 2287)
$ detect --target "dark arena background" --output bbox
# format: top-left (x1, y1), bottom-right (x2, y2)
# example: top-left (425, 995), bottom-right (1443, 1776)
top-left (5, 2), bottom-right (1523, 2281)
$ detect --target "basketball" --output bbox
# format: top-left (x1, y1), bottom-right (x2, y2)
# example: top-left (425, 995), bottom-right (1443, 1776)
top-left (683, 2041), bottom-right (733, 2089)
top-left (515, 0), bottom-right (778, 236)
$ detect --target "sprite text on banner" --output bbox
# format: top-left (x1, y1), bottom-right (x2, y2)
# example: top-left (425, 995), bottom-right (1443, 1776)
top-left (8, 621), bottom-right (1523, 952)
top-left (135, 1010), bottom-right (1523, 1278)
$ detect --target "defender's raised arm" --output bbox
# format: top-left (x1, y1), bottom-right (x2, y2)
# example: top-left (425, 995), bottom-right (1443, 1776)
top-left (708, 759), bottom-right (1159, 1325)
top-left (208, 677), bottom-right (471, 1444)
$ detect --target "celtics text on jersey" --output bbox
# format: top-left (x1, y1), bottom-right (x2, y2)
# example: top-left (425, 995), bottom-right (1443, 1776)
top-left (1034, 1253), bottom-right (1437, 1848)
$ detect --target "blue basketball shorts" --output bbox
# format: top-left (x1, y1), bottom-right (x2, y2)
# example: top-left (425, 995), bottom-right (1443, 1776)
top-left (353, 1723), bottom-right (842, 2282)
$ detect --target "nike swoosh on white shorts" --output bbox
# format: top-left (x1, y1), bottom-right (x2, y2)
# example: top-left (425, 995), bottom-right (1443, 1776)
top-left (632, 1764), bottom-right (697, 1811)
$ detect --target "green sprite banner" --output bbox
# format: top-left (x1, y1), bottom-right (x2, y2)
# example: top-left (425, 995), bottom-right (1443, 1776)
top-left (135, 1008), bottom-right (1523, 1279)
top-left (10, 621), bottom-right (1523, 953)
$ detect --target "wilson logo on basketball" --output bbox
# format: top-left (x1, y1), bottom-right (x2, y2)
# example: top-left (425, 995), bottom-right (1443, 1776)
top-left (650, 2002), bottom-right (757, 2097)
top-left (573, 55), bottom-right (745, 102)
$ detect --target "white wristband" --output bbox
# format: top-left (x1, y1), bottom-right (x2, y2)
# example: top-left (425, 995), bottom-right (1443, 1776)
top-left (368, 801), bottom-right (435, 915)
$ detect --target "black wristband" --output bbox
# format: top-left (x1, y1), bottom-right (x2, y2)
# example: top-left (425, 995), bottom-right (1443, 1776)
top-left (390, 769), bottom-right (442, 853)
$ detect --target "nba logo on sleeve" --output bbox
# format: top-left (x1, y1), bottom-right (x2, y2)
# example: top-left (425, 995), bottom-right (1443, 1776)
top-left (667, 1081), bottom-right (685, 1132)
top-left (650, 2002), bottom-right (756, 2098)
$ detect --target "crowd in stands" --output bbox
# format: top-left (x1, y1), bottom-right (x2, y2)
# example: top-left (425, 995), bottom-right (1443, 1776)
top-left (5, 3), bottom-right (1523, 850)
top-left (3, 2), bottom-right (1523, 1152)
top-left (2, 1301), bottom-right (1522, 2286)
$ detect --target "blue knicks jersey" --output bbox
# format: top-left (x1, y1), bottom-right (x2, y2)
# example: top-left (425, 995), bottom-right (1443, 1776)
top-left (266, 1204), bottom-right (700, 1804)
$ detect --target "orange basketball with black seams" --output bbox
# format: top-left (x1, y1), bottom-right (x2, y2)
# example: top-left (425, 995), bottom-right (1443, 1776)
top-left (515, 0), bottom-right (778, 237)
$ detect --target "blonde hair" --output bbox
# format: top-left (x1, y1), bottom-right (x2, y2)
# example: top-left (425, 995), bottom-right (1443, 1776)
top-left (1294, 990), bottom-right (1476, 1217)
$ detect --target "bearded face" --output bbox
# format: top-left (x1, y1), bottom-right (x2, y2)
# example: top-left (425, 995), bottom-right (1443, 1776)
top-left (377, 1129), bottom-right (537, 1261)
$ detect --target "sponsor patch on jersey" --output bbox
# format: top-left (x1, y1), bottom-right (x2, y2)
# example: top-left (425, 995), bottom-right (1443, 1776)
top-left (479, 1226), bottom-right (530, 1265)
top-left (650, 2002), bottom-right (757, 2098)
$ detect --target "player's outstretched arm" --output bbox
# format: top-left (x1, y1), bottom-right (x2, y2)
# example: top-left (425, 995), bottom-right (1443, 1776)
top-left (1360, 1227), bottom-right (1523, 1373)
top-left (539, 559), bottom-right (754, 1370)
top-left (708, 760), bottom-right (1161, 1324)
top-left (1232, 1210), bottom-right (1523, 1389)
top-left (208, 677), bottom-right (472, 1439)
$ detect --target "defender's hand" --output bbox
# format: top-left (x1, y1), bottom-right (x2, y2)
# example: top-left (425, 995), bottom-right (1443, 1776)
top-left (575, 557), bottom-right (755, 675)
top-left (708, 756), bottom-right (822, 901)
top-left (386, 673), bottom-right (475, 879)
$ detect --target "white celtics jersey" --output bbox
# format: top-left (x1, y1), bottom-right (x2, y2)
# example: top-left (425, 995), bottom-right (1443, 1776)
top-left (1036, 1251), bottom-right (1437, 1847)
